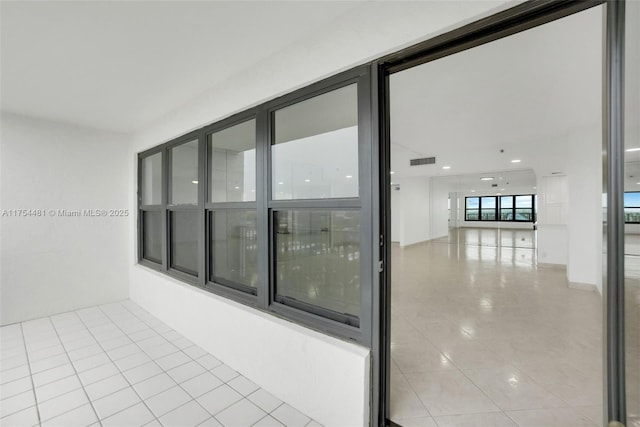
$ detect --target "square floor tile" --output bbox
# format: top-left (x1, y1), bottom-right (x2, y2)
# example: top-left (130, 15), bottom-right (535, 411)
top-left (1, 376), bottom-right (32, 400)
top-left (28, 344), bottom-right (65, 362)
top-left (84, 373), bottom-right (129, 401)
top-left (227, 375), bottom-right (259, 396)
top-left (144, 342), bottom-right (179, 360)
top-left (35, 374), bottom-right (82, 403)
top-left (114, 351), bottom-right (152, 372)
top-left (101, 402), bottom-right (156, 427)
top-left (78, 362), bottom-right (120, 386)
top-left (30, 352), bottom-right (70, 374)
top-left (32, 363), bottom-right (75, 388)
top-left (252, 415), bottom-right (285, 427)
top-left (38, 388), bottom-right (89, 421)
top-left (271, 403), bottom-right (310, 427)
top-left (93, 386), bottom-right (141, 420)
top-left (0, 390), bottom-right (36, 418)
top-left (196, 354), bottom-right (222, 371)
top-left (145, 385), bottom-right (191, 417)
top-left (156, 351), bottom-right (191, 371)
top-left (211, 364), bottom-right (238, 383)
top-left (167, 361), bottom-right (206, 384)
top-left (133, 373), bottom-right (177, 400)
top-left (247, 389), bottom-right (283, 413)
top-left (159, 400), bottom-right (211, 427)
top-left (0, 404), bottom-right (39, 426)
top-left (72, 352), bottom-right (111, 373)
top-left (41, 403), bottom-right (98, 427)
top-left (1, 365), bottom-right (30, 385)
top-left (181, 372), bottom-right (223, 399)
top-left (183, 345), bottom-right (208, 360)
top-left (197, 384), bottom-right (243, 416)
top-left (122, 362), bottom-right (163, 385)
top-left (67, 344), bottom-right (104, 362)
top-left (197, 418), bottom-right (224, 427)
top-left (215, 399), bottom-right (267, 427)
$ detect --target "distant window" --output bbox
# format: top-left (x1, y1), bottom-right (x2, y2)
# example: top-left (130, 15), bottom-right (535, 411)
top-left (465, 194), bottom-right (535, 222)
top-left (624, 192), bottom-right (640, 223)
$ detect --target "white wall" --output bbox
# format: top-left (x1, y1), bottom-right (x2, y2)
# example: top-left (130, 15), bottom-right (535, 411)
top-left (430, 179), bottom-right (450, 240)
top-left (537, 175), bottom-right (569, 265)
top-left (131, 268), bottom-right (370, 427)
top-left (127, 2), bottom-right (521, 425)
top-left (393, 177), bottom-right (431, 247)
top-left (566, 127), bottom-right (603, 293)
top-left (1, 113), bottom-right (130, 325)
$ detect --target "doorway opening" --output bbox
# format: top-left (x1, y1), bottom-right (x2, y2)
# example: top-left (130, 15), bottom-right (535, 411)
top-left (386, 5), bottom-right (604, 425)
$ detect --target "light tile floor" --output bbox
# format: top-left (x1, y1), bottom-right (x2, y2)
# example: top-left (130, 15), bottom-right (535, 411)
top-left (0, 300), bottom-right (322, 427)
top-left (390, 228), bottom-right (606, 427)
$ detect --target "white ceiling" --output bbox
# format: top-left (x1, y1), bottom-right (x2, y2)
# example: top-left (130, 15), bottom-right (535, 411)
top-left (0, 1), bottom-right (362, 133)
top-left (390, 5), bottom-right (603, 182)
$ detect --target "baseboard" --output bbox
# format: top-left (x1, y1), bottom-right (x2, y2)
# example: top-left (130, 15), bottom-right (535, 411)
top-left (537, 262), bottom-right (567, 270)
top-left (568, 281), bottom-right (598, 292)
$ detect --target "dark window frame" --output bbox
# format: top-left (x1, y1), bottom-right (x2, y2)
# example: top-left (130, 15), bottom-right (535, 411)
top-left (137, 64), bottom-right (373, 346)
top-left (464, 194), bottom-right (536, 222)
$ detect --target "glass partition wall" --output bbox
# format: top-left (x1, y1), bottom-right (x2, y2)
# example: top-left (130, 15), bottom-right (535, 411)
top-left (137, 66), bottom-right (373, 344)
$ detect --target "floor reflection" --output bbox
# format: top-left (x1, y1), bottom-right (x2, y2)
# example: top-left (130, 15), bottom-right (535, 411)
top-left (390, 228), bottom-right (602, 426)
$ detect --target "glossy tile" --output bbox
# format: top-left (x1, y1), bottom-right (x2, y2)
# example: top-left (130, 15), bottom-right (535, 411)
top-left (3, 301), bottom-right (320, 427)
top-left (391, 229), bottom-right (604, 422)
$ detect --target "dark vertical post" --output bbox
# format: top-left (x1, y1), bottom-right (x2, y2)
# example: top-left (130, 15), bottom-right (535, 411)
top-left (605, 0), bottom-right (626, 423)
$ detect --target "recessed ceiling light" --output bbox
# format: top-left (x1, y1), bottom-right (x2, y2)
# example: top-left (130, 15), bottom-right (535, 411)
top-left (346, 175), bottom-right (353, 179)
top-left (501, 188), bottom-right (505, 191)
top-left (497, 192), bottom-right (502, 195)
top-left (511, 159), bottom-right (521, 163)
top-left (278, 182), bottom-right (284, 185)
top-left (480, 177), bottom-right (494, 181)
top-left (471, 190), bottom-right (476, 193)
top-left (305, 179), bottom-right (311, 183)
top-left (191, 180), bottom-right (198, 184)
top-left (390, 171), bottom-right (395, 175)
top-left (627, 148), bottom-right (640, 152)
top-left (636, 182), bottom-right (640, 185)
top-left (533, 186), bottom-right (537, 189)
top-left (234, 186), bottom-right (240, 190)
top-left (442, 166), bottom-right (451, 170)
top-left (390, 182), bottom-right (394, 185)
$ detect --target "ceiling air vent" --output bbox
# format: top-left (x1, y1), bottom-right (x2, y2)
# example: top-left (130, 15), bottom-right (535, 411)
top-left (410, 157), bottom-right (436, 166)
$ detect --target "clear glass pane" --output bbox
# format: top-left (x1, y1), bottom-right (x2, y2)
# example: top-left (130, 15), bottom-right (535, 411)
top-left (141, 152), bottom-right (162, 205)
top-left (625, 0), bottom-right (640, 422)
top-left (480, 209), bottom-right (496, 221)
top-left (466, 197), bottom-right (479, 208)
top-left (500, 210), bottom-right (513, 221)
top-left (208, 120), bottom-right (256, 203)
top-left (142, 211), bottom-right (162, 263)
top-left (625, 208), bottom-right (640, 224)
top-left (500, 196), bottom-right (513, 208)
top-left (272, 84), bottom-right (358, 200)
top-left (515, 208), bottom-right (533, 221)
top-left (624, 191), bottom-right (640, 207)
top-left (481, 196), bottom-right (496, 208)
top-left (465, 210), bottom-right (479, 221)
top-left (274, 210), bottom-right (360, 319)
top-left (515, 195), bottom-right (532, 208)
top-left (170, 210), bottom-right (198, 276)
top-left (210, 210), bottom-right (257, 288)
top-left (170, 140), bottom-right (198, 205)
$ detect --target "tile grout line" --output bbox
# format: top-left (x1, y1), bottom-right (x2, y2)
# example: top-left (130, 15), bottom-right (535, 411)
top-left (47, 316), bottom-right (103, 426)
top-left (109, 302), bottom-right (237, 423)
top-left (118, 301), bottom-right (288, 424)
top-left (18, 323), bottom-right (42, 426)
top-left (74, 307), bottom-right (161, 425)
top-left (122, 300), bottom-right (322, 426)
